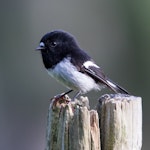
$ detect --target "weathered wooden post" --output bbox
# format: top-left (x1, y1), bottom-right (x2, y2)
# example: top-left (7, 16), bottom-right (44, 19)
top-left (97, 94), bottom-right (142, 150)
top-left (45, 96), bottom-right (100, 150)
top-left (45, 94), bottom-right (142, 150)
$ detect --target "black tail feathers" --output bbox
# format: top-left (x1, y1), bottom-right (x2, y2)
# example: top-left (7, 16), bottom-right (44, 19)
top-left (106, 79), bottom-right (129, 94)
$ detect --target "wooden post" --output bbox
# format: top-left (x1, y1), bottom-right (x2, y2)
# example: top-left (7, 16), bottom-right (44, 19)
top-left (45, 96), bottom-right (100, 150)
top-left (97, 94), bottom-right (142, 150)
top-left (45, 94), bottom-right (142, 150)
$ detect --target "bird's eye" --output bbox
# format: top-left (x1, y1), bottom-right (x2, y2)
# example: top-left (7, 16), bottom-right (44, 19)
top-left (50, 41), bottom-right (57, 47)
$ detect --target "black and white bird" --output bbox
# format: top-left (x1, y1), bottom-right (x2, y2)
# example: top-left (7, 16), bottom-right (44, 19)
top-left (36, 30), bottom-right (128, 99)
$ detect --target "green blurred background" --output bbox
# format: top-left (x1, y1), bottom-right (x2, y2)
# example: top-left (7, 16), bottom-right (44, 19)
top-left (0, 0), bottom-right (149, 149)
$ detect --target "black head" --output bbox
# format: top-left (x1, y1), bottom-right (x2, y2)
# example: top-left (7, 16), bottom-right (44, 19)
top-left (36, 30), bottom-right (79, 69)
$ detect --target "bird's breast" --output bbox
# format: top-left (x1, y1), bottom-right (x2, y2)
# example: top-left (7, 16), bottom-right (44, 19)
top-left (46, 58), bottom-right (100, 93)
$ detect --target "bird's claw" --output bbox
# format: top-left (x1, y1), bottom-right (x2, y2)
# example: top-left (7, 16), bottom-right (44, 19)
top-left (50, 90), bottom-right (73, 106)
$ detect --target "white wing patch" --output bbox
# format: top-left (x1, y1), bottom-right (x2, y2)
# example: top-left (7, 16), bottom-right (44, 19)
top-left (83, 61), bottom-right (100, 69)
top-left (107, 80), bottom-right (117, 88)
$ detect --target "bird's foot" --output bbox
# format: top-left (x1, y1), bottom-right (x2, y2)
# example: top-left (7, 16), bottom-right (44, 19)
top-left (51, 90), bottom-right (73, 106)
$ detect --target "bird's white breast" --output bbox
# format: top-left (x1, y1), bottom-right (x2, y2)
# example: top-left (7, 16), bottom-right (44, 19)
top-left (47, 58), bottom-right (100, 93)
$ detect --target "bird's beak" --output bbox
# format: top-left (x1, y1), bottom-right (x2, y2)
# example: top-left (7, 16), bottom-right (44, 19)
top-left (36, 42), bottom-right (45, 51)
top-left (36, 46), bottom-right (44, 51)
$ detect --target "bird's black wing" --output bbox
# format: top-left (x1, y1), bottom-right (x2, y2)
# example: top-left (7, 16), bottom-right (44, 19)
top-left (81, 64), bottom-right (129, 94)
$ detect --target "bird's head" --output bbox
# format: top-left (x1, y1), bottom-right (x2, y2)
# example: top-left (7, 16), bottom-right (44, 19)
top-left (36, 30), bottom-right (79, 68)
top-left (36, 30), bottom-right (79, 55)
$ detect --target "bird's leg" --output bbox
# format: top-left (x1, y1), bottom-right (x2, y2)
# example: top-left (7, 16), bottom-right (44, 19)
top-left (51, 89), bottom-right (73, 104)
top-left (72, 91), bottom-right (81, 101)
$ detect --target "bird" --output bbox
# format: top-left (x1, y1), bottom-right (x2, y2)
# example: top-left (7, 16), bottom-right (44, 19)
top-left (36, 30), bottom-right (128, 100)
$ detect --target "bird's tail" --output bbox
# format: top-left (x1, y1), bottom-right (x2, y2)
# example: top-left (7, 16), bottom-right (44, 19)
top-left (106, 78), bottom-right (129, 94)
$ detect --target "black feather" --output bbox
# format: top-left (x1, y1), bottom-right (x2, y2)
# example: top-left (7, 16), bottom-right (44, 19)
top-left (82, 65), bottom-right (129, 94)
